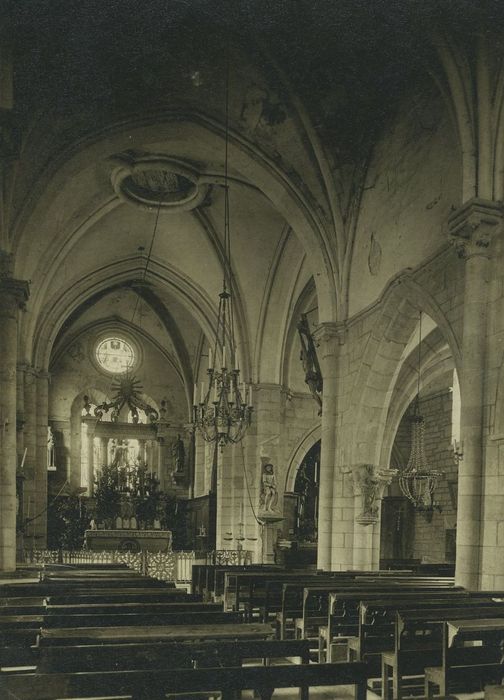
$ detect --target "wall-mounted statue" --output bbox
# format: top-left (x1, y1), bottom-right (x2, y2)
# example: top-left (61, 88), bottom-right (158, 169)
top-left (47, 426), bottom-right (56, 470)
top-left (171, 434), bottom-right (185, 473)
top-left (260, 461), bottom-right (278, 514)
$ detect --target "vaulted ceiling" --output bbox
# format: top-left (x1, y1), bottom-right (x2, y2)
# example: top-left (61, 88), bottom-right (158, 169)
top-left (4, 0), bottom-right (504, 393)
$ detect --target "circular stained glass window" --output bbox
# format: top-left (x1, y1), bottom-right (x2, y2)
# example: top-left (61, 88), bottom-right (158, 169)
top-left (95, 337), bottom-right (136, 374)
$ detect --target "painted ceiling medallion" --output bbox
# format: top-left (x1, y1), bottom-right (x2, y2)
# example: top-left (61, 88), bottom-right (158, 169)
top-left (111, 153), bottom-right (209, 212)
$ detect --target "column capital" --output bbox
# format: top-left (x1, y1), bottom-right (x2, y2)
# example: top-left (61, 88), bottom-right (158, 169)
top-left (448, 198), bottom-right (503, 259)
top-left (347, 463), bottom-right (397, 526)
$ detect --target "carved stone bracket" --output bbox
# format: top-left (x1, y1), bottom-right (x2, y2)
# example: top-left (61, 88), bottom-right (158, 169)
top-left (448, 198), bottom-right (503, 259)
top-left (348, 464), bottom-right (397, 526)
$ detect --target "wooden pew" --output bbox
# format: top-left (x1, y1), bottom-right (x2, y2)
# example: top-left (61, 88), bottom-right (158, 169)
top-left (44, 600), bottom-right (222, 615)
top-left (37, 621), bottom-right (275, 645)
top-left (2, 660), bottom-right (369, 700)
top-left (201, 564), bottom-right (281, 601)
top-left (308, 581), bottom-right (462, 649)
top-left (47, 589), bottom-right (201, 604)
top-left (41, 609), bottom-right (244, 628)
top-left (425, 618), bottom-right (504, 698)
top-left (325, 590), bottom-right (468, 663)
top-left (355, 600), bottom-right (504, 667)
top-left (36, 637), bottom-right (313, 672)
top-left (258, 573), bottom-right (355, 624)
top-left (382, 605), bottom-right (504, 700)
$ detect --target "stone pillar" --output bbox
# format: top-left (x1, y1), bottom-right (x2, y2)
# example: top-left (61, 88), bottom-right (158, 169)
top-left (100, 437), bottom-right (108, 468)
top-left (23, 367), bottom-right (37, 544)
top-left (448, 199), bottom-right (502, 589)
top-left (0, 269), bottom-right (29, 571)
top-left (348, 464), bottom-right (396, 570)
top-left (34, 372), bottom-right (49, 547)
top-left (86, 426), bottom-right (95, 496)
top-left (312, 323), bottom-right (341, 570)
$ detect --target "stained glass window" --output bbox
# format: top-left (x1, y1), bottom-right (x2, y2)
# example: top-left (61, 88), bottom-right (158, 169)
top-left (96, 337), bottom-right (135, 374)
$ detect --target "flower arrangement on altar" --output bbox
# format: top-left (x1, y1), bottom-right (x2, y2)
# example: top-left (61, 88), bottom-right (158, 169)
top-left (92, 461), bottom-right (175, 531)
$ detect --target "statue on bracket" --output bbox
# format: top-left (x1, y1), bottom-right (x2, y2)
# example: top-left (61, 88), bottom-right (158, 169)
top-left (259, 459), bottom-right (279, 514)
top-left (171, 434), bottom-right (185, 473)
top-left (47, 426), bottom-right (56, 470)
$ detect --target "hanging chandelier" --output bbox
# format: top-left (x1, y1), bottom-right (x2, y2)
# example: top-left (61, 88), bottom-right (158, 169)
top-left (398, 312), bottom-right (442, 509)
top-left (192, 50), bottom-right (253, 449)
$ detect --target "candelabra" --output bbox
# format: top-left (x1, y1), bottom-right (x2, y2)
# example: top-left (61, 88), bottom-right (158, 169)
top-left (193, 332), bottom-right (253, 448)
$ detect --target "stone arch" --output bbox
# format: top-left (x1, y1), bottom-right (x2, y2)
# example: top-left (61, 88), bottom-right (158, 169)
top-left (380, 338), bottom-right (455, 469)
top-left (284, 423), bottom-right (321, 493)
top-left (28, 259), bottom-right (230, 375)
top-left (348, 272), bottom-right (462, 467)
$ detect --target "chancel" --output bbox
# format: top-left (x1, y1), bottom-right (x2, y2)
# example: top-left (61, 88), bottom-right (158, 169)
top-left (4, 2), bottom-right (504, 700)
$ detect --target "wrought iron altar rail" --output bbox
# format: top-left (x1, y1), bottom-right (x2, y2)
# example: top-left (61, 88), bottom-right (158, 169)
top-left (208, 550), bottom-right (253, 565)
top-left (22, 549), bottom-right (196, 584)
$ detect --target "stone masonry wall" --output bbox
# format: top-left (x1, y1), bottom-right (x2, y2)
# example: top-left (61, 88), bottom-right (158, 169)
top-left (394, 388), bottom-right (458, 563)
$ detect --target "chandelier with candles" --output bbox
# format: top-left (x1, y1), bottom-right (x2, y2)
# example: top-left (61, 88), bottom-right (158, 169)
top-left (192, 53), bottom-right (253, 449)
top-left (398, 311), bottom-right (442, 509)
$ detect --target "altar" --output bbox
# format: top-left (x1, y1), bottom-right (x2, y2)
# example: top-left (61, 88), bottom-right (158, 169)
top-left (85, 528), bottom-right (172, 553)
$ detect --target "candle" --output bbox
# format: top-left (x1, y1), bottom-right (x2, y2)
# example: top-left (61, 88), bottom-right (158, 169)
top-left (200, 382), bottom-right (204, 403)
top-left (248, 384), bottom-right (253, 406)
top-left (222, 345), bottom-right (226, 368)
top-left (208, 347), bottom-right (213, 370)
top-left (20, 447), bottom-right (27, 470)
top-left (193, 384), bottom-right (198, 406)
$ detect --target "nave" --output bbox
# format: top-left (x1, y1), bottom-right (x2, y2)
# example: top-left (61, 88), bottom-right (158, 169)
top-left (2, 561), bottom-right (504, 700)
top-left (6, 1), bottom-right (504, 698)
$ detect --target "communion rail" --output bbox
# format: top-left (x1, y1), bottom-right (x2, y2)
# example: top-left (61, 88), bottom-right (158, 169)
top-left (22, 549), bottom-right (253, 583)
top-left (22, 549), bottom-right (195, 584)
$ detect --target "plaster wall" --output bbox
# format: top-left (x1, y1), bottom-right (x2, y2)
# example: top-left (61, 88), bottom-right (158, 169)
top-left (349, 88), bottom-right (461, 317)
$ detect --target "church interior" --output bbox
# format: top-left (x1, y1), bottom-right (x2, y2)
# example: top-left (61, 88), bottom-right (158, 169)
top-left (3, 1), bottom-right (504, 698)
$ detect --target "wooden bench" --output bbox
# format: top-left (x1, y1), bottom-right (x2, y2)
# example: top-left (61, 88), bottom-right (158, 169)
top-left (381, 605), bottom-right (504, 700)
top-left (37, 621), bottom-right (274, 646)
top-left (202, 564), bottom-right (281, 602)
top-left (47, 589), bottom-right (202, 604)
top-left (41, 609), bottom-right (244, 628)
top-left (36, 637), bottom-right (313, 672)
top-left (44, 600), bottom-right (222, 615)
top-left (425, 618), bottom-right (504, 698)
top-left (2, 660), bottom-right (369, 700)
top-left (317, 582), bottom-right (463, 657)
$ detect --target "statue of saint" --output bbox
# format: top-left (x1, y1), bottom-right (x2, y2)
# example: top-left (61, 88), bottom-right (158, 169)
top-left (171, 434), bottom-right (185, 473)
top-left (47, 426), bottom-right (56, 469)
top-left (260, 462), bottom-right (278, 513)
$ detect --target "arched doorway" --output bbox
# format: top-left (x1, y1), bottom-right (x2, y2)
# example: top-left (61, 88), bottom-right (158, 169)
top-left (281, 440), bottom-right (320, 566)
